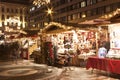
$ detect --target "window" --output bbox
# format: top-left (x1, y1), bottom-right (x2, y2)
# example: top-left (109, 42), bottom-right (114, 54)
top-left (26, 10), bottom-right (29, 14)
top-left (81, 1), bottom-right (86, 8)
top-left (21, 23), bottom-right (22, 27)
top-left (11, 9), bottom-right (14, 13)
top-left (68, 0), bottom-right (73, 2)
top-left (67, 6), bottom-right (70, 11)
top-left (60, 16), bottom-right (66, 21)
top-left (91, 8), bottom-right (97, 16)
top-left (81, 12), bottom-right (86, 18)
top-left (11, 22), bottom-right (14, 26)
top-left (70, 5), bottom-right (74, 10)
top-left (15, 9), bottom-right (18, 13)
top-left (2, 15), bottom-right (5, 20)
top-left (68, 15), bottom-right (73, 21)
top-left (60, 8), bottom-right (66, 13)
top-left (7, 15), bottom-right (9, 19)
top-left (2, 7), bottom-right (4, 12)
top-left (105, 6), bottom-right (111, 13)
top-left (86, 10), bottom-right (91, 17)
top-left (2, 22), bottom-right (4, 26)
top-left (20, 16), bottom-right (23, 21)
top-left (7, 22), bottom-right (9, 26)
top-left (98, 7), bottom-right (105, 14)
top-left (73, 13), bottom-right (79, 20)
top-left (111, 3), bottom-right (118, 11)
top-left (73, 3), bottom-right (79, 9)
top-left (25, 16), bottom-right (28, 21)
top-left (92, 0), bottom-right (97, 4)
top-left (60, 0), bottom-right (66, 4)
top-left (15, 23), bottom-right (18, 26)
top-left (20, 9), bottom-right (23, 14)
top-left (119, 2), bottom-right (120, 8)
top-left (7, 8), bottom-right (9, 13)
top-left (78, 13), bottom-right (81, 18)
top-left (87, 0), bottom-right (92, 6)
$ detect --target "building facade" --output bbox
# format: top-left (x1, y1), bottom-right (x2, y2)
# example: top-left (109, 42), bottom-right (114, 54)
top-left (0, 2), bottom-right (29, 32)
top-left (29, 0), bottom-right (120, 29)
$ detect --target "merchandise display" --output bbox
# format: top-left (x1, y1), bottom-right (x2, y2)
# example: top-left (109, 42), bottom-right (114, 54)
top-left (43, 29), bottom-right (96, 65)
top-left (78, 50), bottom-right (96, 60)
top-left (106, 23), bottom-right (120, 59)
top-left (106, 49), bottom-right (120, 59)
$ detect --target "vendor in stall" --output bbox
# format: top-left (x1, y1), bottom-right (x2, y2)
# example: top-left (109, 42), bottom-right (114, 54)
top-left (98, 44), bottom-right (107, 58)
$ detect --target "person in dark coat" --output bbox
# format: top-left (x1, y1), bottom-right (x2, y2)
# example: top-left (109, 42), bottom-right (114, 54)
top-left (104, 37), bottom-right (110, 53)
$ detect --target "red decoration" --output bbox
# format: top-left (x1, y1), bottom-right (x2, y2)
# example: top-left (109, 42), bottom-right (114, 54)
top-left (87, 32), bottom-right (95, 39)
top-left (48, 43), bottom-right (54, 59)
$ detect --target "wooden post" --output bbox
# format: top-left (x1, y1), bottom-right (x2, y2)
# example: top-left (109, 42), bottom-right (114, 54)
top-left (95, 32), bottom-right (98, 56)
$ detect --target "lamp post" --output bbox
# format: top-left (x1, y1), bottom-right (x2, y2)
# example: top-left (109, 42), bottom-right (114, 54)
top-left (33, 0), bottom-right (53, 25)
top-left (46, 8), bottom-right (53, 23)
top-left (33, 0), bottom-right (51, 63)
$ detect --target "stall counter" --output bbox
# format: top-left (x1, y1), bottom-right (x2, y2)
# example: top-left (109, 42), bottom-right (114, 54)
top-left (86, 57), bottom-right (120, 74)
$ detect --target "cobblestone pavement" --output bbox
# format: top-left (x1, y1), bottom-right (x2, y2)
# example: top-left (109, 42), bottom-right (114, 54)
top-left (58, 67), bottom-right (120, 80)
top-left (0, 60), bottom-right (63, 80)
top-left (0, 60), bottom-right (120, 80)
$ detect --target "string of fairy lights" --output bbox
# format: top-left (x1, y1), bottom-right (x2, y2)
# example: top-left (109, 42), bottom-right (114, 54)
top-left (33, 0), bottom-right (50, 6)
top-left (100, 8), bottom-right (120, 19)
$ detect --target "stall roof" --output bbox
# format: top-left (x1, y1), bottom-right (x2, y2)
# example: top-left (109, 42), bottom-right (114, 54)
top-left (42, 21), bottom-right (104, 34)
top-left (24, 29), bottom-right (39, 37)
top-left (42, 22), bottom-right (74, 33)
top-left (43, 22), bottom-right (100, 32)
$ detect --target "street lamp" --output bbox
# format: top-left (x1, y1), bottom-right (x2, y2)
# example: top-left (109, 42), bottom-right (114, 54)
top-left (46, 8), bottom-right (53, 23)
top-left (33, 0), bottom-right (52, 24)
top-left (33, 0), bottom-right (53, 25)
top-left (47, 8), bottom-right (53, 15)
top-left (33, 0), bottom-right (53, 64)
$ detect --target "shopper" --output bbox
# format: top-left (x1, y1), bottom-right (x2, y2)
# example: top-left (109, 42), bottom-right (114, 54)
top-left (14, 42), bottom-right (21, 64)
top-left (64, 50), bottom-right (72, 71)
top-left (12, 48), bottom-right (18, 64)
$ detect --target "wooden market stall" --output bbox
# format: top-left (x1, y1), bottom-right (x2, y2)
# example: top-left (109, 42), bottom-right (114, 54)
top-left (40, 22), bottom-right (108, 66)
top-left (40, 22), bottom-right (74, 66)
top-left (86, 9), bottom-right (120, 74)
